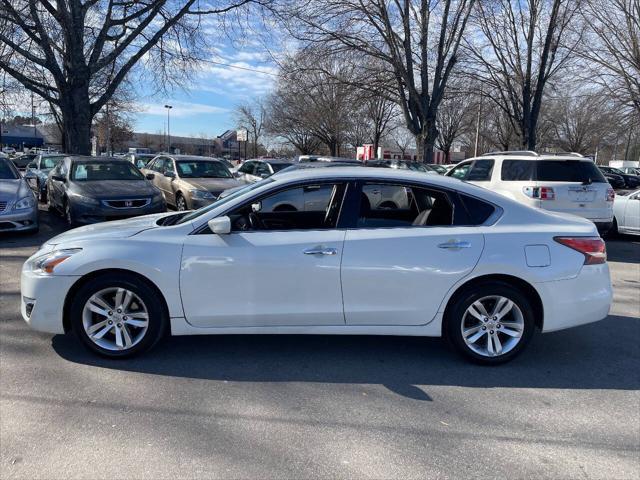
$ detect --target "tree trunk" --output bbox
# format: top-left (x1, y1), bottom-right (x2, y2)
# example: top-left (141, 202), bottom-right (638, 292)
top-left (60, 84), bottom-right (93, 155)
top-left (420, 120), bottom-right (438, 163)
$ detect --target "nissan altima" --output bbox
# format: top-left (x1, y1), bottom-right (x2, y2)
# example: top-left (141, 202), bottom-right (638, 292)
top-left (21, 168), bottom-right (612, 364)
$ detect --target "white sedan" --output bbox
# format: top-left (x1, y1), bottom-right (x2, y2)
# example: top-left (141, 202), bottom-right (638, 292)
top-left (612, 189), bottom-right (640, 235)
top-left (20, 168), bottom-right (612, 364)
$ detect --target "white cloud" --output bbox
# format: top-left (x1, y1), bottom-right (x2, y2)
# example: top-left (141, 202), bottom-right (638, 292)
top-left (136, 101), bottom-right (229, 117)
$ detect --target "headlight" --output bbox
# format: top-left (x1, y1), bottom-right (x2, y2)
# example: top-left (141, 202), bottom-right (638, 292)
top-left (14, 195), bottom-right (35, 210)
top-left (190, 189), bottom-right (215, 200)
top-left (28, 248), bottom-right (82, 275)
top-left (68, 192), bottom-right (99, 206)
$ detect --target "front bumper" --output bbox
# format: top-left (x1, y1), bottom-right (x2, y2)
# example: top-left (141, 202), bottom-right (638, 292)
top-left (190, 196), bottom-right (217, 210)
top-left (536, 263), bottom-right (612, 333)
top-left (0, 207), bottom-right (38, 232)
top-left (70, 201), bottom-right (165, 225)
top-left (21, 269), bottom-right (80, 334)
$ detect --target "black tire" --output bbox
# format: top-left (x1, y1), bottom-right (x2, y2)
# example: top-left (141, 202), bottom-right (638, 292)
top-left (605, 218), bottom-right (619, 238)
top-left (38, 182), bottom-right (47, 203)
top-left (64, 199), bottom-right (76, 226)
top-left (69, 273), bottom-right (168, 358)
top-left (444, 282), bottom-right (536, 365)
top-left (176, 193), bottom-right (188, 211)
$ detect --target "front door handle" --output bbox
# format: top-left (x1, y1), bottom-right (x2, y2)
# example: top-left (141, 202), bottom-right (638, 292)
top-left (438, 240), bottom-right (471, 250)
top-left (304, 247), bottom-right (338, 256)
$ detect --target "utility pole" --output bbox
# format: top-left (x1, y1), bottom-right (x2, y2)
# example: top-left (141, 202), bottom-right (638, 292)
top-left (474, 88), bottom-right (484, 157)
top-left (164, 104), bottom-right (172, 153)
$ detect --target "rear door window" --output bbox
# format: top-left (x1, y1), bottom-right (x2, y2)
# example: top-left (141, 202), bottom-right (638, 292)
top-left (501, 160), bottom-right (535, 180)
top-left (467, 159), bottom-right (494, 181)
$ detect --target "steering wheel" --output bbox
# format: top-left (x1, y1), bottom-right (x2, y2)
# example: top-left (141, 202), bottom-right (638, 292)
top-left (248, 212), bottom-right (265, 230)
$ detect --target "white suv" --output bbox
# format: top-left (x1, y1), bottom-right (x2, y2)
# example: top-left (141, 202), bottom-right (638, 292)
top-left (447, 151), bottom-right (614, 232)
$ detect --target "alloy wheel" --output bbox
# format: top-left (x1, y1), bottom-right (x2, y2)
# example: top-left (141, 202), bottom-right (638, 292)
top-left (177, 196), bottom-right (187, 211)
top-left (460, 295), bottom-right (525, 357)
top-left (81, 287), bottom-right (149, 351)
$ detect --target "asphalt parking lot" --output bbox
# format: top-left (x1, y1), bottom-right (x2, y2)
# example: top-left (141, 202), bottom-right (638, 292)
top-left (1, 206), bottom-right (639, 479)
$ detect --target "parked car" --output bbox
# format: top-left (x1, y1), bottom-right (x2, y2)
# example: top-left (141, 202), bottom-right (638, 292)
top-left (599, 166), bottom-right (640, 189)
top-left (447, 152), bottom-right (614, 233)
top-left (426, 164), bottom-right (448, 174)
top-left (124, 153), bottom-right (157, 170)
top-left (47, 156), bottom-right (165, 226)
top-left (0, 157), bottom-right (38, 233)
top-left (11, 153), bottom-right (37, 170)
top-left (602, 171), bottom-right (626, 190)
top-left (21, 168), bottom-right (612, 364)
top-left (142, 155), bottom-right (243, 210)
top-left (2, 146), bottom-right (16, 155)
top-left (366, 159), bottom-right (438, 173)
top-left (611, 189), bottom-right (640, 236)
top-left (23, 153), bottom-right (66, 202)
top-left (235, 159), bottom-right (294, 183)
top-left (619, 167), bottom-right (639, 176)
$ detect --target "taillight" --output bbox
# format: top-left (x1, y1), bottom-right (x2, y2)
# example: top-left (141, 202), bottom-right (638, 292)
top-left (523, 186), bottom-right (555, 200)
top-left (606, 187), bottom-right (615, 202)
top-left (554, 237), bottom-right (606, 265)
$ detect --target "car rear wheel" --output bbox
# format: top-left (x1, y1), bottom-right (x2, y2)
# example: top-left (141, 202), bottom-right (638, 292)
top-left (445, 282), bottom-right (535, 364)
top-left (69, 273), bottom-right (168, 358)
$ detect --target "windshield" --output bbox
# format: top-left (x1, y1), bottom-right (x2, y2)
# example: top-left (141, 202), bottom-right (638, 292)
top-left (71, 161), bottom-right (144, 181)
top-left (41, 156), bottom-right (62, 169)
top-left (0, 159), bottom-right (19, 179)
top-left (177, 178), bottom-right (274, 225)
top-left (177, 160), bottom-right (232, 178)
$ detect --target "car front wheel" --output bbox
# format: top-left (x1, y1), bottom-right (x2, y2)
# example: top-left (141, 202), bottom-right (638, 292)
top-left (69, 273), bottom-right (168, 358)
top-left (176, 193), bottom-right (188, 211)
top-left (445, 282), bottom-right (535, 364)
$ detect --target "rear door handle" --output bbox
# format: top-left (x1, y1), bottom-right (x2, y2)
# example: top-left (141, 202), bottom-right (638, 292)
top-left (304, 247), bottom-right (337, 256)
top-left (438, 240), bottom-right (471, 250)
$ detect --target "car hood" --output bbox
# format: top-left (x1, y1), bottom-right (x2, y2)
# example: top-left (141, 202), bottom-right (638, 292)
top-left (182, 177), bottom-right (242, 193)
top-left (72, 180), bottom-right (157, 198)
top-left (44, 212), bottom-right (177, 247)
top-left (0, 179), bottom-right (22, 199)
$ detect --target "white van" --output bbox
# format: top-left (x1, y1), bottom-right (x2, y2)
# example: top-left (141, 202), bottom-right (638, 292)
top-left (447, 151), bottom-right (614, 232)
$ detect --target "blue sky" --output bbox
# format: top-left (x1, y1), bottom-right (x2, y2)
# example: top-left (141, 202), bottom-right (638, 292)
top-left (133, 42), bottom-right (278, 138)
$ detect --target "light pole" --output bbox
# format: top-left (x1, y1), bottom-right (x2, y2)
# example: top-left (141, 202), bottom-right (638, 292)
top-left (164, 104), bottom-right (172, 152)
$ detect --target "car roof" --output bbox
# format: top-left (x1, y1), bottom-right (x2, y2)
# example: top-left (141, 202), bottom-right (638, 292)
top-left (67, 156), bottom-right (130, 163)
top-left (170, 155), bottom-right (224, 161)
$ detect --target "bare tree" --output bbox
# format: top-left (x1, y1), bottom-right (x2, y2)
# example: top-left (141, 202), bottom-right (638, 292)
top-left (466, 0), bottom-right (583, 150)
top-left (580, 0), bottom-right (640, 117)
top-left (436, 88), bottom-right (471, 158)
top-left (547, 92), bottom-right (617, 154)
top-left (0, 0), bottom-right (258, 154)
top-left (234, 101), bottom-right (266, 158)
top-left (279, 0), bottom-right (476, 162)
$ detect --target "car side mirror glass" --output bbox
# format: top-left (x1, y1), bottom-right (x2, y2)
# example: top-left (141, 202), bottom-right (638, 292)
top-left (208, 216), bottom-right (231, 235)
top-left (51, 174), bottom-right (65, 181)
top-left (260, 173), bottom-right (270, 179)
top-left (27, 162), bottom-right (36, 169)
top-left (145, 173), bottom-right (155, 180)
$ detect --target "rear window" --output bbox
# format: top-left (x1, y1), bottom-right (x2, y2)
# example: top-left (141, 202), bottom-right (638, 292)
top-left (459, 194), bottom-right (496, 225)
top-left (501, 160), bottom-right (607, 183)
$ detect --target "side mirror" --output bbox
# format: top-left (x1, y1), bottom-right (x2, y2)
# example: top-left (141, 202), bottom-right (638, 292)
top-left (208, 216), bottom-right (231, 235)
top-left (51, 174), bottom-right (65, 182)
top-left (260, 173), bottom-right (270, 179)
top-left (164, 171), bottom-right (176, 179)
top-left (145, 173), bottom-right (155, 180)
top-left (27, 162), bottom-right (36, 169)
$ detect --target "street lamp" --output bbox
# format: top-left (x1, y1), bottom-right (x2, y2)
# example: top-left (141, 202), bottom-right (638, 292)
top-left (164, 104), bottom-right (172, 152)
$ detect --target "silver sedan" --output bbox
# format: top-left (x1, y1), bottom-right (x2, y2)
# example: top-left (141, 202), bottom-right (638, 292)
top-left (0, 158), bottom-right (38, 234)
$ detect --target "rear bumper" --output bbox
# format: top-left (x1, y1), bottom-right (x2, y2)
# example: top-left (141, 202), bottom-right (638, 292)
top-left (535, 264), bottom-right (612, 333)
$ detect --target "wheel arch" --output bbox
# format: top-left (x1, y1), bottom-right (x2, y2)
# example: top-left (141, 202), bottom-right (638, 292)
top-left (62, 268), bottom-right (171, 334)
top-left (442, 274), bottom-right (544, 334)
